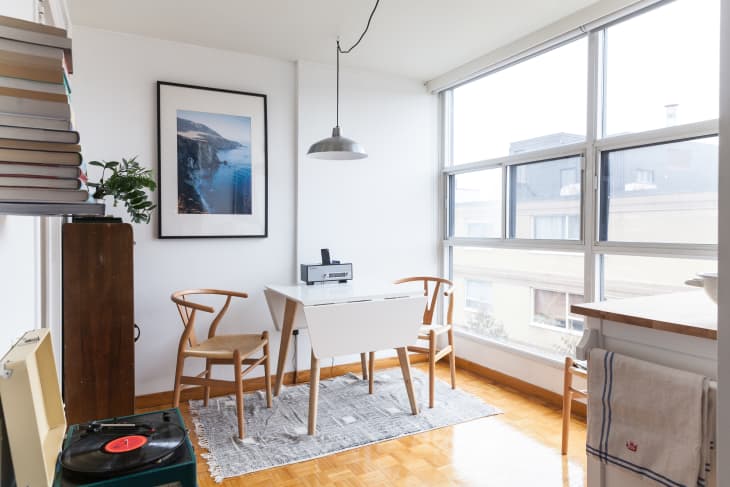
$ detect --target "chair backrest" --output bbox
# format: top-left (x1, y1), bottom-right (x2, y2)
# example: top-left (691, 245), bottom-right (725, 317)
top-left (394, 276), bottom-right (454, 325)
top-left (170, 289), bottom-right (248, 348)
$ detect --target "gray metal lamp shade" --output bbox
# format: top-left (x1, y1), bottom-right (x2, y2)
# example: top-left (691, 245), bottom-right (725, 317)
top-left (307, 126), bottom-right (367, 160)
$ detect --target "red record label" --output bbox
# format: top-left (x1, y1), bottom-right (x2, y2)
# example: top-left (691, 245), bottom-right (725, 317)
top-left (103, 435), bottom-right (148, 453)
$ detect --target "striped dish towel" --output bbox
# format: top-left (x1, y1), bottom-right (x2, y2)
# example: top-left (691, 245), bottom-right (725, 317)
top-left (587, 349), bottom-right (710, 487)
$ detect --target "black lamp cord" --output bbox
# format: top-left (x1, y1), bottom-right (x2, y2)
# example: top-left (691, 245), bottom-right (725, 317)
top-left (335, 0), bottom-right (381, 128)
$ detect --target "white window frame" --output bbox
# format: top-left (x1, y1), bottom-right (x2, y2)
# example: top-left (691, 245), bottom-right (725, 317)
top-left (441, 0), bottom-right (719, 359)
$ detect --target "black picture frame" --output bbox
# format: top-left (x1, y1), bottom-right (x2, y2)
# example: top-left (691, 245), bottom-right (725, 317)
top-left (157, 81), bottom-right (268, 238)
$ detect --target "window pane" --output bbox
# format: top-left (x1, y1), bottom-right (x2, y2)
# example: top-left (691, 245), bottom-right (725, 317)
top-left (533, 289), bottom-right (567, 328)
top-left (603, 0), bottom-right (719, 136)
top-left (601, 254), bottom-right (717, 300)
top-left (452, 168), bottom-right (502, 238)
top-left (451, 38), bottom-right (587, 164)
top-left (465, 279), bottom-right (493, 312)
top-left (510, 157), bottom-right (582, 239)
top-left (598, 137), bottom-right (717, 244)
top-left (453, 247), bottom-right (583, 359)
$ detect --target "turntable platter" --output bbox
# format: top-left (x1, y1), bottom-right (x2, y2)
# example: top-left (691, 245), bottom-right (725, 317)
top-left (60, 421), bottom-right (186, 477)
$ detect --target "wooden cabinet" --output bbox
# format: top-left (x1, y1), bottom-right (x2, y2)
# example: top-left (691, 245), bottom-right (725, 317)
top-left (62, 222), bottom-right (134, 424)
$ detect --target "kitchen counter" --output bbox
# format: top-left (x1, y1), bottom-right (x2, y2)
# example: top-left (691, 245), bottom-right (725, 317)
top-left (571, 291), bottom-right (716, 340)
top-left (573, 290), bottom-right (717, 486)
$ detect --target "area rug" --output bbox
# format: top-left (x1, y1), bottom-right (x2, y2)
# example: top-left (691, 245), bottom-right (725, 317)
top-left (189, 368), bottom-right (501, 482)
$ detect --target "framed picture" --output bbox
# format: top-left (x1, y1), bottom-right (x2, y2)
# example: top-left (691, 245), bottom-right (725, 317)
top-left (157, 81), bottom-right (268, 238)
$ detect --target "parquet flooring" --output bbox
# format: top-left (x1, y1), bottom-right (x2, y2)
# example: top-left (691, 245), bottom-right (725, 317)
top-left (159, 363), bottom-right (587, 486)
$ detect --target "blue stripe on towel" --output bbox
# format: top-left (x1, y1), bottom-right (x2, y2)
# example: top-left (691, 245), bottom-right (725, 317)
top-left (586, 445), bottom-right (686, 487)
top-left (600, 351), bottom-right (610, 462)
top-left (605, 351), bottom-right (615, 455)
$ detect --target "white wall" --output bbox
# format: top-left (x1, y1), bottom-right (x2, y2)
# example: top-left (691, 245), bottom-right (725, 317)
top-left (0, 216), bottom-right (39, 353)
top-left (71, 26), bottom-right (297, 395)
top-left (295, 60), bottom-right (439, 365)
top-left (1, 0), bottom-right (35, 21)
top-left (296, 61), bottom-right (438, 278)
top-left (70, 27), bottom-right (439, 394)
top-left (716, 0), bottom-right (729, 483)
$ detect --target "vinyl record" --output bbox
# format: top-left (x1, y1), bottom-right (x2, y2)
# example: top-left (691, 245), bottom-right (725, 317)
top-left (60, 421), bottom-right (186, 477)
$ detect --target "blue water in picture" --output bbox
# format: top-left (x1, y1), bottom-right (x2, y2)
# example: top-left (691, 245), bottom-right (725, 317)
top-left (176, 111), bottom-right (253, 215)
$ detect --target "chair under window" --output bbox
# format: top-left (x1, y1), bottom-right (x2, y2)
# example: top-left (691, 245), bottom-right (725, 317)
top-left (369, 276), bottom-right (456, 408)
top-left (562, 356), bottom-right (587, 454)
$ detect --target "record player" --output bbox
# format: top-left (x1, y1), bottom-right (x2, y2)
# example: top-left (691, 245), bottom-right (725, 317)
top-left (0, 329), bottom-right (197, 487)
top-left (54, 408), bottom-right (196, 487)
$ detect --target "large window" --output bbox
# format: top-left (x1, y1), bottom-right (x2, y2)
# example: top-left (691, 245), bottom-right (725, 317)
top-left (452, 38), bottom-right (587, 164)
top-left (443, 0), bottom-right (718, 360)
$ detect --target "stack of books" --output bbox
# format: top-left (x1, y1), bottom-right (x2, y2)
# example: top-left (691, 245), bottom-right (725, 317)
top-left (0, 14), bottom-right (88, 204)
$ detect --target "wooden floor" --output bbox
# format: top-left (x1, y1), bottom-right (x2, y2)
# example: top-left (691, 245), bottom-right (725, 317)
top-left (171, 362), bottom-right (587, 487)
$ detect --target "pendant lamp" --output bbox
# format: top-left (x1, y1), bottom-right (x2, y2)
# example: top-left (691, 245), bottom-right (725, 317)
top-left (307, 0), bottom-right (381, 160)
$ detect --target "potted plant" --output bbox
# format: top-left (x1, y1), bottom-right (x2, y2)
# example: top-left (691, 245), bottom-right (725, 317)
top-left (87, 156), bottom-right (157, 224)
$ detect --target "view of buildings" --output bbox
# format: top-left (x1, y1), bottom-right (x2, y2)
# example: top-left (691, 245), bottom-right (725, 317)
top-left (450, 133), bottom-right (718, 359)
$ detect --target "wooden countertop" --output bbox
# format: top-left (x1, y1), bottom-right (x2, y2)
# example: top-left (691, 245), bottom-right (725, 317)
top-left (570, 291), bottom-right (717, 340)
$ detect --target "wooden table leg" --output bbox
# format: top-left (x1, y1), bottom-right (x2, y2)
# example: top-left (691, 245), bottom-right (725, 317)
top-left (360, 352), bottom-right (368, 380)
top-left (308, 350), bottom-right (320, 435)
top-left (396, 347), bottom-right (418, 415)
top-left (368, 351), bottom-right (375, 394)
top-left (274, 299), bottom-right (297, 397)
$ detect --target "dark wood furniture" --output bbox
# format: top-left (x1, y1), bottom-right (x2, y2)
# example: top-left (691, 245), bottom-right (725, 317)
top-left (62, 222), bottom-right (134, 424)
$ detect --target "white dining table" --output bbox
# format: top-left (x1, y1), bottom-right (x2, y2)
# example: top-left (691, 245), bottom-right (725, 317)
top-left (264, 281), bottom-right (425, 435)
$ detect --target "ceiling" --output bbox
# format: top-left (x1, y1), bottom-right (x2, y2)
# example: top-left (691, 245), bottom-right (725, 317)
top-left (67, 0), bottom-right (600, 82)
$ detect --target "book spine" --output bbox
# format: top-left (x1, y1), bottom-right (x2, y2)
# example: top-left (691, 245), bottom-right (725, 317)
top-left (0, 25), bottom-right (71, 51)
top-left (0, 162), bottom-right (79, 178)
top-left (0, 87), bottom-right (67, 103)
top-left (0, 60), bottom-right (63, 84)
top-left (0, 147), bottom-right (81, 165)
top-left (0, 95), bottom-right (70, 120)
top-left (0, 114), bottom-right (71, 131)
top-left (0, 126), bottom-right (79, 144)
top-left (0, 138), bottom-right (80, 152)
top-left (0, 75), bottom-right (66, 95)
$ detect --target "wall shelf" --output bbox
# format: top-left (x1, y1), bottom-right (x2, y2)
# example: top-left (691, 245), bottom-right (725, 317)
top-left (0, 201), bottom-right (105, 217)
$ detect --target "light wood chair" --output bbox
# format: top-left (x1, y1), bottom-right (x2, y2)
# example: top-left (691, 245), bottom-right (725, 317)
top-left (561, 356), bottom-right (587, 454)
top-left (369, 277), bottom-right (456, 408)
top-left (171, 289), bottom-right (272, 440)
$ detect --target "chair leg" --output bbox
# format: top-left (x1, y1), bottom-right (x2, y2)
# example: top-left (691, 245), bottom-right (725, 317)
top-left (173, 353), bottom-right (184, 408)
top-left (203, 359), bottom-right (211, 407)
top-left (368, 351), bottom-right (375, 394)
top-left (561, 357), bottom-right (573, 455)
top-left (360, 352), bottom-right (368, 380)
top-left (428, 331), bottom-right (436, 408)
top-left (263, 332), bottom-right (272, 408)
top-left (234, 350), bottom-right (245, 439)
top-left (448, 327), bottom-right (456, 389)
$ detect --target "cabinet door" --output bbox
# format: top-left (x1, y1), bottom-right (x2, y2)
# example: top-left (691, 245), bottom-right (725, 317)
top-left (62, 222), bottom-right (134, 424)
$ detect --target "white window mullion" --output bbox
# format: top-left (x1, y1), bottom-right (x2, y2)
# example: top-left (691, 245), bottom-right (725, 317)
top-left (583, 29), bottom-right (601, 304)
top-left (595, 120), bottom-right (719, 152)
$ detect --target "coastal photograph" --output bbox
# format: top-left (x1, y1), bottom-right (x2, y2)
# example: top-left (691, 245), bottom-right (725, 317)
top-left (176, 109), bottom-right (252, 215)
